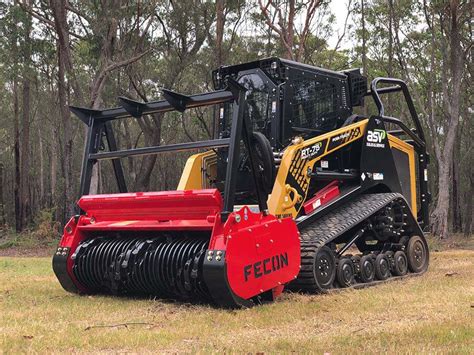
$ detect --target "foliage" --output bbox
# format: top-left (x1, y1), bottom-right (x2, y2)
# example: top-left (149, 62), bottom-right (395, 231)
top-left (0, 0), bottom-right (471, 238)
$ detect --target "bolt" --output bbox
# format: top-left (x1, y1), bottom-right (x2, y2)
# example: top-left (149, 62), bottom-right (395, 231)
top-left (208, 250), bottom-right (214, 256)
top-left (278, 282), bottom-right (281, 285)
top-left (235, 214), bottom-right (241, 223)
top-left (256, 243), bottom-right (260, 248)
top-left (207, 256), bottom-right (212, 261)
top-left (260, 289), bottom-right (264, 293)
top-left (270, 239), bottom-right (273, 243)
top-left (216, 256), bottom-right (221, 261)
top-left (216, 251), bottom-right (222, 256)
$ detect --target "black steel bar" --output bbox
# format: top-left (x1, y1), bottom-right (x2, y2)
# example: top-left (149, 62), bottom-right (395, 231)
top-left (79, 120), bottom-right (104, 197)
top-left (70, 106), bottom-right (101, 125)
top-left (103, 122), bottom-right (127, 193)
top-left (336, 226), bottom-right (367, 257)
top-left (310, 170), bottom-right (359, 181)
top-left (387, 128), bottom-right (417, 136)
top-left (89, 138), bottom-right (231, 161)
top-left (241, 101), bottom-right (269, 214)
top-left (370, 78), bottom-right (425, 142)
top-left (222, 80), bottom-right (247, 220)
top-left (370, 77), bottom-right (430, 229)
top-left (70, 90), bottom-right (235, 122)
top-left (161, 89), bottom-right (190, 112)
top-left (378, 116), bottom-right (425, 148)
top-left (365, 85), bottom-right (401, 96)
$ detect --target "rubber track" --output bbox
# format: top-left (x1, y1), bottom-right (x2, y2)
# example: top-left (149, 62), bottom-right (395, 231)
top-left (293, 192), bottom-right (406, 292)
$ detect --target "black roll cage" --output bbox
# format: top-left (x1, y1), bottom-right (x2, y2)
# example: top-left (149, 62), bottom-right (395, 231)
top-left (72, 78), bottom-right (268, 221)
top-left (367, 77), bottom-right (430, 229)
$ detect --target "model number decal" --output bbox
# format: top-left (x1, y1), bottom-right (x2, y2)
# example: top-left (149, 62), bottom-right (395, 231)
top-left (301, 142), bottom-right (323, 160)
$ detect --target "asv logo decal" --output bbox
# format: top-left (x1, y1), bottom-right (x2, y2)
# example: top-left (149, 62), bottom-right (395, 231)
top-left (301, 142), bottom-right (323, 160)
top-left (366, 129), bottom-right (386, 148)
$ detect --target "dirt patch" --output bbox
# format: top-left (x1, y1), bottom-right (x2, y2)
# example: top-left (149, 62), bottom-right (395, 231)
top-left (0, 246), bottom-right (55, 258)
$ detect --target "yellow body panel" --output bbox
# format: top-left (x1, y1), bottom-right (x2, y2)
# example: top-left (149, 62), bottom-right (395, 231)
top-left (177, 150), bottom-right (216, 190)
top-left (388, 134), bottom-right (417, 215)
top-left (177, 121), bottom-right (418, 221)
top-left (268, 120), bottom-right (368, 218)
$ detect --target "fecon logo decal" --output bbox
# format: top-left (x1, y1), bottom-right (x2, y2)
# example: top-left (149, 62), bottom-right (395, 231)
top-left (243, 253), bottom-right (289, 281)
top-left (366, 129), bottom-right (386, 148)
top-left (301, 142), bottom-right (323, 160)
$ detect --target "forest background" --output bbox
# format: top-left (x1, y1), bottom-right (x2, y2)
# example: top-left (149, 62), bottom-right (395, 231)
top-left (0, 0), bottom-right (471, 242)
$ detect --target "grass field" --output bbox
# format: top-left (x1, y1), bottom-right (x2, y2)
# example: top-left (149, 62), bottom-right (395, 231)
top-left (1, 248), bottom-right (473, 353)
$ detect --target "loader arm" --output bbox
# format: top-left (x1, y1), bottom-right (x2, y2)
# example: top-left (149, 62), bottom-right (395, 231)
top-left (268, 119), bottom-right (367, 218)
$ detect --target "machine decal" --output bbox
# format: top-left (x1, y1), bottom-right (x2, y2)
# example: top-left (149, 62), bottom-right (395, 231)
top-left (373, 172), bottom-right (384, 180)
top-left (301, 141), bottom-right (324, 160)
top-left (366, 129), bottom-right (387, 148)
top-left (243, 252), bottom-right (289, 281)
top-left (327, 126), bottom-right (362, 151)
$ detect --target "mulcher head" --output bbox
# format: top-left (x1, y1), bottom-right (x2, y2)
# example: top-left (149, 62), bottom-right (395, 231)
top-left (53, 189), bottom-right (300, 307)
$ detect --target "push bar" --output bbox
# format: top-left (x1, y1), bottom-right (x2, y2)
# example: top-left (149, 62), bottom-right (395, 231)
top-left (89, 138), bottom-right (231, 161)
top-left (70, 89), bottom-right (235, 124)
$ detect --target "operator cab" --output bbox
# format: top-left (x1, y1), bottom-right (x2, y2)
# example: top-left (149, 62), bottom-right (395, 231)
top-left (212, 58), bottom-right (367, 204)
top-left (213, 57), bottom-right (367, 148)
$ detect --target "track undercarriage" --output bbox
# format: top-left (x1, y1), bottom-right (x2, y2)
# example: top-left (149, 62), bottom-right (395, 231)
top-left (291, 193), bottom-right (429, 293)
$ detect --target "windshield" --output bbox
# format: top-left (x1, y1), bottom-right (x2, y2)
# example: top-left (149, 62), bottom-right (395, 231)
top-left (239, 73), bottom-right (271, 136)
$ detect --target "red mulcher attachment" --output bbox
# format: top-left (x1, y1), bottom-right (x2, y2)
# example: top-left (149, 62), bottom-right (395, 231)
top-left (53, 189), bottom-right (300, 307)
top-left (53, 80), bottom-right (300, 307)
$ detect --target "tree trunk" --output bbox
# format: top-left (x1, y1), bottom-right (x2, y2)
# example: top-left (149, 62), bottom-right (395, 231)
top-left (0, 162), bottom-right (5, 226)
top-left (20, 78), bottom-right (31, 227)
top-left (13, 79), bottom-right (22, 232)
top-left (51, 0), bottom-right (75, 221)
top-left (50, 123), bottom-right (58, 208)
top-left (361, 0), bottom-right (368, 116)
top-left (451, 129), bottom-right (462, 232)
top-left (134, 117), bottom-right (162, 191)
top-left (464, 170), bottom-right (473, 237)
top-left (387, 0), bottom-right (394, 114)
top-left (286, 0), bottom-right (295, 60)
top-left (38, 124), bottom-right (45, 207)
top-left (430, 0), bottom-right (465, 239)
top-left (216, 0), bottom-right (225, 67)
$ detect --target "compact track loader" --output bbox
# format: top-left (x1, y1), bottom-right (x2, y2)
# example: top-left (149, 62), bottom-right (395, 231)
top-left (53, 58), bottom-right (430, 307)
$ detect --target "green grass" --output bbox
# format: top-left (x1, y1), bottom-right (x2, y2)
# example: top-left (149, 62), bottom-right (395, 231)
top-left (1, 249), bottom-right (473, 353)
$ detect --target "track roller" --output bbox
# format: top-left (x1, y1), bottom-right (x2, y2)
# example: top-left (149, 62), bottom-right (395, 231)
top-left (336, 257), bottom-right (355, 287)
top-left (359, 255), bottom-right (375, 283)
top-left (392, 250), bottom-right (408, 276)
top-left (291, 244), bottom-right (336, 293)
top-left (406, 235), bottom-right (429, 273)
top-left (374, 253), bottom-right (391, 280)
